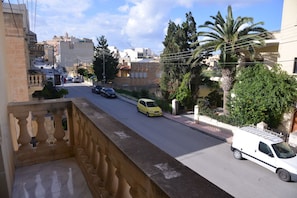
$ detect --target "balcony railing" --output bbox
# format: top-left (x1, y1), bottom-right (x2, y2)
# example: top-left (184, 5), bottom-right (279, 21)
top-left (28, 73), bottom-right (45, 87)
top-left (8, 98), bottom-right (231, 198)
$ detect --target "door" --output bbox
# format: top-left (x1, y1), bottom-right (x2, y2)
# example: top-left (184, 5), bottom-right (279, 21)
top-left (254, 141), bottom-right (277, 172)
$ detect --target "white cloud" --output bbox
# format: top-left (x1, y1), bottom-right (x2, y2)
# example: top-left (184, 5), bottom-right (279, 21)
top-left (121, 0), bottom-right (175, 49)
top-left (118, 4), bottom-right (130, 13)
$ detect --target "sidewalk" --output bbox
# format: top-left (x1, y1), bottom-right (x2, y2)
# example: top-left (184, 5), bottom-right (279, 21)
top-left (163, 112), bottom-right (235, 143)
top-left (118, 95), bottom-right (236, 144)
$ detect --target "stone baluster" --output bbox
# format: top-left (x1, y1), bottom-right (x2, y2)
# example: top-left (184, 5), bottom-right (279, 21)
top-left (105, 156), bottom-right (117, 196)
top-left (75, 112), bottom-right (82, 146)
top-left (33, 111), bottom-right (48, 146)
top-left (86, 129), bottom-right (92, 158)
top-left (115, 168), bottom-right (131, 198)
top-left (81, 127), bottom-right (87, 150)
top-left (130, 184), bottom-right (148, 198)
top-left (85, 129), bottom-right (94, 171)
top-left (97, 146), bottom-right (107, 184)
top-left (91, 139), bottom-right (101, 186)
top-left (77, 116), bottom-right (86, 147)
top-left (37, 75), bottom-right (41, 85)
top-left (53, 109), bottom-right (65, 143)
top-left (15, 112), bottom-right (30, 149)
top-left (91, 137), bottom-right (98, 173)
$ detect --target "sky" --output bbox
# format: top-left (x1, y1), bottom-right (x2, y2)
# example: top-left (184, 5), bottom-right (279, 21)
top-left (6, 0), bottom-right (284, 54)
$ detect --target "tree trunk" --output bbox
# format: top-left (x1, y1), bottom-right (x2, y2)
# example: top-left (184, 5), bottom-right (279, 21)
top-left (221, 69), bottom-right (233, 115)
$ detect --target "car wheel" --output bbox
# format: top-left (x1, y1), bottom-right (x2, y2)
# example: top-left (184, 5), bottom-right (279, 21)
top-left (233, 149), bottom-right (242, 160)
top-left (137, 107), bottom-right (140, 112)
top-left (277, 169), bottom-right (291, 182)
top-left (146, 112), bottom-right (150, 117)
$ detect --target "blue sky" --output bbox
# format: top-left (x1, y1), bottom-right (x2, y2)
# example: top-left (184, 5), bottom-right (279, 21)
top-left (6, 0), bottom-right (284, 54)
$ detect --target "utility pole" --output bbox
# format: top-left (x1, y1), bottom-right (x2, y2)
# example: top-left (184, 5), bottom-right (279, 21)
top-left (52, 46), bottom-right (55, 86)
top-left (102, 52), bottom-right (106, 84)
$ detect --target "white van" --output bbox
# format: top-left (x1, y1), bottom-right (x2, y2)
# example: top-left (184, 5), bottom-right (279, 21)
top-left (231, 126), bottom-right (297, 182)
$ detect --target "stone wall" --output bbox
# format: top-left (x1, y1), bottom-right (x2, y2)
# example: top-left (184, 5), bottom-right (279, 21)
top-left (0, 2), bottom-right (15, 197)
top-left (4, 11), bottom-right (29, 102)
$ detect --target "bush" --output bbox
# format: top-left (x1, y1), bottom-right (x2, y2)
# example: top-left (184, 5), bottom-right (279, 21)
top-left (139, 89), bottom-right (149, 98)
top-left (32, 81), bottom-right (68, 99)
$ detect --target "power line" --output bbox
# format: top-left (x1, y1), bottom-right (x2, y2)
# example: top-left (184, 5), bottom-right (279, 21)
top-left (161, 26), bottom-right (297, 59)
top-left (7, 0), bottom-right (20, 37)
top-left (160, 29), bottom-right (297, 63)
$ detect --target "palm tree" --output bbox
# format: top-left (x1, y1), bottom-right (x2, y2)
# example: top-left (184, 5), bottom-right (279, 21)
top-left (192, 5), bottom-right (271, 114)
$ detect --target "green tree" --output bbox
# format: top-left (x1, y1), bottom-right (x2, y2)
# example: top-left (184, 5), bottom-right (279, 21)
top-left (230, 64), bottom-right (297, 128)
top-left (176, 72), bottom-right (192, 108)
top-left (192, 5), bottom-right (271, 114)
top-left (93, 36), bottom-right (119, 83)
top-left (161, 12), bottom-right (199, 102)
top-left (77, 68), bottom-right (89, 77)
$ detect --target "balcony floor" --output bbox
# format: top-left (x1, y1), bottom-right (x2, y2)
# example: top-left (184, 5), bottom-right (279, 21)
top-left (12, 158), bottom-right (92, 198)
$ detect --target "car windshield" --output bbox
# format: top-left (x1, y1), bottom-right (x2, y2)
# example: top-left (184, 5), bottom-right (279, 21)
top-left (146, 101), bottom-right (157, 107)
top-left (272, 142), bottom-right (296, 159)
top-left (106, 88), bottom-right (115, 93)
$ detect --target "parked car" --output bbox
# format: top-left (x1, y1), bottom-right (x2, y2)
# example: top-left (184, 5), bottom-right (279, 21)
top-left (92, 85), bottom-right (103, 94)
top-left (231, 126), bottom-right (297, 182)
top-left (65, 76), bottom-right (73, 82)
top-left (72, 77), bottom-right (81, 83)
top-left (100, 87), bottom-right (117, 98)
top-left (137, 98), bottom-right (162, 117)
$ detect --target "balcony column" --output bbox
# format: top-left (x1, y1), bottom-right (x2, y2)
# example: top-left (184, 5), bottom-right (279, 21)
top-left (91, 137), bottom-right (98, 173)
top-left (90, 138), bottom-right (101, 186)
top-left (105, 156), bottom-right (117, 196)
top-left (77, 115), bottom-right (86, 147)
top-left (15, 112), bottom-right (30, 149)
top-left (53, 109), bottom-right (65, 142)
top-left (85, 129), bottom-right (94, 171)
top-left (97, 146), bottom-right (107, 184)
top-left (33, 111), bottom-right (48, 146)
top-left (130, 184), bottom-right (148, 198)
top-left (115, 168), bottom-right (131, 198)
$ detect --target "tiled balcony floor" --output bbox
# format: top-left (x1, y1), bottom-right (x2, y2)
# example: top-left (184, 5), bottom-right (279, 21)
top-left (12, 158), bottom-right (92, 198)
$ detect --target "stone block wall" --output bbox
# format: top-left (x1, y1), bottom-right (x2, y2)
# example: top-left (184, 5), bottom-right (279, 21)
top-left (4, 12), bottom-right (29, 102)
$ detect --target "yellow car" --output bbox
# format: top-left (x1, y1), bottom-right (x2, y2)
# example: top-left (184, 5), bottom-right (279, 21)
top-left (137, 98), bottom-right (162, 117)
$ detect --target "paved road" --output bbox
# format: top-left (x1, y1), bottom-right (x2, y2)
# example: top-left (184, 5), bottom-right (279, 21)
top-left (64, 83), bottom-right (297, 198)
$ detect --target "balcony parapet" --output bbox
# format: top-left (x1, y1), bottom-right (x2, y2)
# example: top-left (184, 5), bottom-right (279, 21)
top-left (28, 73), bottom-right (45, 88)
top-left (8, 98), bottom-right (232, 198)
top-left (8, 98), bottom-right (73, 167)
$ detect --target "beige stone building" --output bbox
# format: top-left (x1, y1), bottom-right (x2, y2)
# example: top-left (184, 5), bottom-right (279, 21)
top-left (0, 3), bottom-right (44, 196)
top-left (41, 34), bottom-right (94, 76)
top-left (114, 59), bottom-right (161, 93)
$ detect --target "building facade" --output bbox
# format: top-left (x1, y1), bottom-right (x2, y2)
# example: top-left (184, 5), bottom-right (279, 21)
top-left (41, 34), bottom-right (94, 75)
top-left (114, 59), bottom-right (161, 94)
top-left (277, 0), bottom-right (297, 74)
top-left (3, 3), bottom-right (30, 102)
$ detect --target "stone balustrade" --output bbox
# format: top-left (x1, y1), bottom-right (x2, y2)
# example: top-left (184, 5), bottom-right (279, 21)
top-left (8, 98), bottom-right (74, 167)
top-left (28, 73), bottom-right (45, 87)
top-left (8, 98), bottom-right (231, 198)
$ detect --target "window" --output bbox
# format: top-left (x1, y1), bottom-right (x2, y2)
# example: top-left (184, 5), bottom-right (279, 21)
top-left (259, 142), bottom-right (272, 156)
top-left (140, 100), bottom-right (145, 106)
